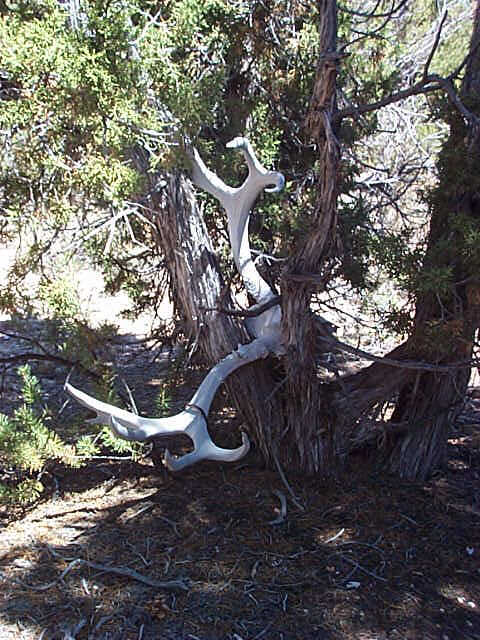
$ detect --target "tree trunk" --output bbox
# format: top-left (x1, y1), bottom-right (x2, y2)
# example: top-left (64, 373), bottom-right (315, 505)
top-left (279, 0), bottom-right (341, 474)
top-left (276, 0), bottom-right (480, 479)
top-left (379, 1), bottom-right (480, 479)
top-left (139, 1), bottom-right (480, 480)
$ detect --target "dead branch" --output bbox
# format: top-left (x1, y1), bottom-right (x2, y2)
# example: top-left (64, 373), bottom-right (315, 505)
top-left (46, 546), bottom-right (188, 590)
top-left (423, 11), bottom-right (448, 79)
top-left (204, 295), bottom-right (282, 318)
top-left (337, 29), bottom-right (480, 129)
top-left (0, 552), bottom-right (188, 592)
top-left (335, 76), bottom-right (444, 122)
top-left (318, 332), bottom-right (480, 373)
top-left (0, 560), bottom-right (82, 592)
top-left (273, 452), bottom-right (305, 511)
top-left (334, 552), bottom-right (387, 582)
top-left (338, 0), bottom-right (408, 20)
top-left (0, 329), bottom-right (103, 381)
top-left (0, 351), bottom-right (101, 380)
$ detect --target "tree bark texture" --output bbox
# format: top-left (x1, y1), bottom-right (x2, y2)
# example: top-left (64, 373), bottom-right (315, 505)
top-left (139, 1), bottom-right (480, 480)
top-left (276, 0), bottom-right (480, 479)
top-left (379, 0), bottom-right (480, 479)
top-left (279, 0), bottom-right (341, 474)
top-left (323, 0), bottom-right (480, 480)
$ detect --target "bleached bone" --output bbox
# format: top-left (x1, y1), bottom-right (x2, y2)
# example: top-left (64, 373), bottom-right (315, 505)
top-left (67, 138), bottom-right (285, 470)
top-left (66, 338), bottom-right (270, 470)
top-left (190, 138), bottom-right (285, 351)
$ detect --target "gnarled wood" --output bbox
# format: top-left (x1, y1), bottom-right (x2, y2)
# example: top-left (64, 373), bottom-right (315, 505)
top-left (279, 0), bottom-right (341, 474)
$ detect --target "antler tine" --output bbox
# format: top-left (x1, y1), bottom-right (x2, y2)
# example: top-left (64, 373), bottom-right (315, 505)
top-left (164, 420), bottom-right (250, 471)
top-left (190, 138), bottom-right (284, 307)
top-left (65, 339), bottom-right (270, 470)
top-left (189, 147), bottom-right (234, 207)
top-left (226, 137), bottom-right (285, 193)
top-left (64, 382), bottom-right (190, 438)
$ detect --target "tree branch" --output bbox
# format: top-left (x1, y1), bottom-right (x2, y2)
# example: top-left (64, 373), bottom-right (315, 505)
top-left (336, 10), bottom-right (480, 127)
top-left (335, 76), bottom-right (443, 122)
top-left (423, 10), bottom-right (448, 80)
top-left (338, 0), bottom-right (408, 20)
top-left (0, 352), bottom-right (101, 380)
top-left (0, 546), bottom-right (188, 592)
top-left (319, 332), bottom-right (480, 373)
top-left (203, 296), bottom-right (282, 318)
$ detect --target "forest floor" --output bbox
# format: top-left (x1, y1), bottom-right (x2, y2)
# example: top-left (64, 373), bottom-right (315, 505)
top-left (0, 328), bottom-right (479, 640)
top-left (0, 262), bottom-right (479, 639)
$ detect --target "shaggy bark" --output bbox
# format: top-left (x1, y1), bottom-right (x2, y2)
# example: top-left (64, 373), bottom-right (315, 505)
top-left (274, 0), bottom-right (480, 479)
top-left (279, 0), bottom-right (341, 474)
top-left (376, 1), bottom-right (480, 479)
top-left (128, 1), bottom-right (480, 479)
top-left (322, 1), bottom-right (480, 480)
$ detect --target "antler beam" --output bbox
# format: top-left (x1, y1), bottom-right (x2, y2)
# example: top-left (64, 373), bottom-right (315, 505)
top-left (190, 138), bottom-right (284, 351)
top-left (66, 138), bottom-right (284, 470)
top-left (66, 339), bottom-right (270, 470)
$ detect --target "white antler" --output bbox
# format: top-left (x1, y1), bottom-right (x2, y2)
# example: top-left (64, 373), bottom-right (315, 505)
top-left (191, 138), bottom-right (284, 303)
top-left (66, 338), bottom-right (270, 470)
top-left (66, 138), bottom-right (284, 470)
top-left (190, 138), bottom-right (284, 351)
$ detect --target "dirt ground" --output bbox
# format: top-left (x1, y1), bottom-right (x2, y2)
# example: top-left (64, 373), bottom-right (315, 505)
top-left (0, 338), bottom-right (479, 639)
top-left (0, 260), bottom-right (479, 639)
top-left (0, 422), bottom-right (479, 640)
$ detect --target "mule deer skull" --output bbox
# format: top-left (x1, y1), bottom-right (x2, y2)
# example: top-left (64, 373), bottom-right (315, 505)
top-left (66, 138), bottom-right (284, 470)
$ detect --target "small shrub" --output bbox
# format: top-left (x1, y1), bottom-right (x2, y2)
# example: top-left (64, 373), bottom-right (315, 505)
top-left (0, 365), bottom-right (78, 505)
top-left (0, 365), bottom-right (146, 506)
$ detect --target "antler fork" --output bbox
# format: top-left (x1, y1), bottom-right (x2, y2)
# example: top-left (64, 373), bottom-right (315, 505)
top-left (66, 139), bottom-right (284, 470)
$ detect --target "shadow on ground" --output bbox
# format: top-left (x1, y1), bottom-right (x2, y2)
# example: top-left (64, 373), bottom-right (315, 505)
top-left (0, 317), bottom-right (479, 639)
top-left (0, 438), bottom-right (479, 639)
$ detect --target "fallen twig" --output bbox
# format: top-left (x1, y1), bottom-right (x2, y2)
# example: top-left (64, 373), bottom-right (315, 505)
top-left (119, 375), bottom-right (140, 415)
top-left (336, 553), bottom-right (387, 582)
top-left (273, 452), bottom-right (305, 511)
top-left (324, 528), bottom-right (345, 544)
top-left (74, 558), bottom-right (188, 590)
top-left (123, 502), bottom-right (155, 522)
top-left (62, 618), bottom-right (87, 640)
top-left (0, 560), bottom-right (82, 592)
top-left (0, 547), bottom-right (189, 592)
top-left (157, 514), bottom-right (181, 536)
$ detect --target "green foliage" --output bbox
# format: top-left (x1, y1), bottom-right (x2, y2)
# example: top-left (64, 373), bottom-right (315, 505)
top-left (155, 386), bottom-right (172, 418)
top-left (246, 103), bottom-right (282, 169)
top-left (74, 370), bottom-right (145, 460)
top-left (34, 270), bottom-right (118, 379)
top-left (0, 365), bottom-right (78, 505)
top-left (416, 264), bottom-right (454, 298)
top-left (0, 364), bottom-right (146, 505)
top-left (0, 0), bottom-right (324, 300)
top-left (39, 274), bottom-right (81, 321)
top-left (1, 0), bottom-right (477, 368)
top-left (97, 424), bottom-right (143, 457)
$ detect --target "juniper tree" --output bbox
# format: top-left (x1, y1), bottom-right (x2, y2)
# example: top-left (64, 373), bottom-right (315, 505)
top-left (1, 0), bottom-right (478, 480)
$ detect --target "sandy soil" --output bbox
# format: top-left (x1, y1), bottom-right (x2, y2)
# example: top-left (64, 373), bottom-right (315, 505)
top-left (0, 430), bottom-right (479, 640)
